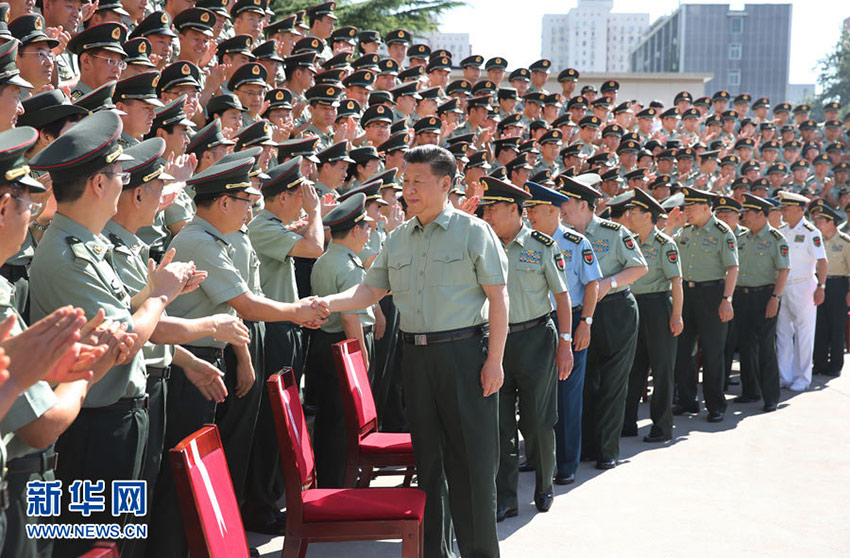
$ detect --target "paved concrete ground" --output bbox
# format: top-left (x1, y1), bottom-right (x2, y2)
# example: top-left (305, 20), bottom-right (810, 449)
top-left (248, 365), bottom-right (850, 557)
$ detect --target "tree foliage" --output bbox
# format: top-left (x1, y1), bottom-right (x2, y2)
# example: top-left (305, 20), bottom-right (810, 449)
top-left (270, 0), bottom-right (466, 35)
top-left (814, 26), bottom-right (850, 118)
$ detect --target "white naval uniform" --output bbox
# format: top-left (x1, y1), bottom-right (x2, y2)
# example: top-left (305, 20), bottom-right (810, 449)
top-left (777, 217), bottom-right (827, 390)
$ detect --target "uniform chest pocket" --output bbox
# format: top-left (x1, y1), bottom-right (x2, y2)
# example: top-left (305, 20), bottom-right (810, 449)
top-left (516, 262), bottom-right (547, 290)
top-left (430, 249), bottom-right (467, 285)
top-left (388, 252), bottom-right (412, 292)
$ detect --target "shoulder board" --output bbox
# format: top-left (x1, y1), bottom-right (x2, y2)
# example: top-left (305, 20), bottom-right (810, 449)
top-left (107, 233), bottom-right (126, 248)
top-left (737, 228), bottom-right (748, 238)
top-left (839, 232), bottom-right (850, 243)
top-left (562, 230), bottom-right (582, 244)
top-left (654, 232), bottom-right (668, 245)
top-left (531, 230), bottom-right (555, 247)
top-left (770, 229), bottom-right (784, 240)
top-left (803, 221), bottom-right (815, 231)
top-left (65, 236), bottom-right (93, 262)
top-left (205, 230), bottom-right (229, 246)
top-left (348, 253), bottom-right (364, 269)
top-left (714, 220), bottom-right (730, 233)
top-left (600, 220), bottom-right (621, 231)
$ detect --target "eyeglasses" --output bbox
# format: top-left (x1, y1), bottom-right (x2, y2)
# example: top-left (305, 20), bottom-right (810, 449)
top-left (101, 171), bottom-right (132, 185)
top-left (227, 195), bottom-right (255, 204)
top-left (10, 195), bottom-right (42, 214)
top-left (20, 49), bottom-right (54, 62)
top-left (90, 54), bottom-right (128, 71)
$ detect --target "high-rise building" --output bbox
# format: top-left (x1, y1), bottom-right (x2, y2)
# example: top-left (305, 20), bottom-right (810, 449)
top-left (630, 3), bottom-right (792, 104)
top-left (541, 0), bottom-right (648, 73)
top-left (418, 32), bottom-right (471, 64)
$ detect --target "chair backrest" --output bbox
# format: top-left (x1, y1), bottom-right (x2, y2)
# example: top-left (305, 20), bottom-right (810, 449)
top-left (332, 339), bottom-right (378, 439)
top-left (267, 368), bottom-right (316, 493)
top-left (77, 542), bottom-right (119, 557)
top-left (169, 424), bottom-right (250, 558)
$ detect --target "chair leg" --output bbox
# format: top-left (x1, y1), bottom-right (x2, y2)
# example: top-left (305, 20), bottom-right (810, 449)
top-left (298, 540), bottom-right (309, 558)
top-left (402, 466), bottom-right (414, 487)
top-left (356, 465), bottom-right (373, 487)
top-left (282, 536), bottom-right (304, 558)
top-left (401, 521), bottom-right (422, 558)
top-left (343, 459), bottom-right (359, 488)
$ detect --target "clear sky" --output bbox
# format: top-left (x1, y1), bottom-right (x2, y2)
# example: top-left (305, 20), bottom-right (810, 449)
top-left (439, 0), bottom-right (848, 86)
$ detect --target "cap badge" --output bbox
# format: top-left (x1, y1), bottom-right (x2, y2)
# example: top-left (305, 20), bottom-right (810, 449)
top-left (251, 65), bottom-right (261, 75)
top-left (326, 87), bottom-right (334, 95)
top-left (151, 75), bottom-right (160, 87)
top-left (111, 27), bottom-right (122, 40)
top-left (201, 12), bottom-right (210, 22)
top-left (34, 17), bottom-right (42, 30)
top-left (181, 63), bottom-right (191, 75)
top-left (139, 41), bottom-right (147, 53)
top-left (161, 13), bottom-right (168, 24)
top-left (276, 91), bottom-right (284, 100)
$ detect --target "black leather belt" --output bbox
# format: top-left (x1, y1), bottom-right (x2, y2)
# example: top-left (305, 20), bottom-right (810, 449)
top-left (184, 345), bottom-right (225, 362)
top-left (7, 453), bottom-right (58, 475)
top-left (363, 325), bottom-right (373, 334)
top-left (634, 291), bottom-right (671, 300)
top-left (401, 323), bottom-right (489, 346)
top-left (735, 284), bottom-right (774, 294)
top-left (826, 276), bottom-right (848, 281)
top-left (508, 314), bottom-right (551, 334)
top-left (572, 305), bottom-right (583, 314)
top-left (685, 279), bottom-right (725, 288)
top-left (147, 365), bottom-right (171, 380)
top-left (81, 395), bottom-right (149, 414)
top-left (598, 288), bottom-right (631, 303)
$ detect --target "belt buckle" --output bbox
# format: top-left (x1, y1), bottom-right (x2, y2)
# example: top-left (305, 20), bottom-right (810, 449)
top-left (162, 366), bottom-right (172, 380)
top-left (414, 334), bottom-right (427, 346)
top-left (687, 281), bottom-right (695, 288)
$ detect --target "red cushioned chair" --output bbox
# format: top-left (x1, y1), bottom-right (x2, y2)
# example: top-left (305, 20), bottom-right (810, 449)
top-left (332, 339), bottom-right (416, 487)
top-left (169, 424), bottom-right (252, 558)
top-left (78, 542), bottom-right (119, 557)
top-left (267, 368), bottom-right (425, 558)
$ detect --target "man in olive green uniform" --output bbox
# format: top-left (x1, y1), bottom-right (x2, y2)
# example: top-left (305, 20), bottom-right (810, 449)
top-left (623, 189), bottom-right (683, 442)
top-left (479, 176), bottom-right (572, 519)
top-left (309, 193), bottom-right (377, 488)
top-left (735, 194), bottom-right (790, 412)
top-left (28, 111), bottom-right (191, 557)
top-left (812, 200), bottom-right (850, 377)
top-left (317, 145), bottom-right (509, 558)
top-left (304, 83), bottom-right (344, 151)
top-left (559, 174), bottom-right (648, 469)
top-left (673, 188), bottom-right (739, 422)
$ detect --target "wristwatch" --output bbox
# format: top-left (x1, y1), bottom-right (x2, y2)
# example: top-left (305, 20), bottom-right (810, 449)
top-left (817, 283), bottom-right (826, 289)
top-left (723, 296), bottom-right (733, 302)
top-left (559, 333), bottom-right (572, 342)
top-left (581, 316), bottom-right (593, 325)
top-left (610, 276), bottom-right (618, 289)
top-left (772, 293), bottom-right (782, 300)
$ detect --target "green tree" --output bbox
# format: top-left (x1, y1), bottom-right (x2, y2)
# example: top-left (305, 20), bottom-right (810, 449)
top-left (813, 25), bottom-right (850, 118)
top-left (271, 0), bottom-right (466, 35)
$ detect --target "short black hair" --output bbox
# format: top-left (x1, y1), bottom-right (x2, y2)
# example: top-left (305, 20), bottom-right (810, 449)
top-left (53, 164), bottom-right (115, 204)
top-left (404, 145), bottom-right (456, 181)
top-left (330, 220), bottom-right (367, 240)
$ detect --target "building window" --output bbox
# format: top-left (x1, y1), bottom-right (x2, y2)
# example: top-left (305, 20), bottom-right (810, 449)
top-left (729, 43), bottom-right (742, 60)
top-left (730, 17), bottom-right (743, 33)
top-left (728, 70), bottom-right (741, 86)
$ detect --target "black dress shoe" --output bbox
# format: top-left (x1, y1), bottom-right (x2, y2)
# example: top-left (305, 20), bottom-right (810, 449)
top-left (534, 489), bottom-right (554, 512)
top-left (518, 459), bottom-right (535, 472)
top-left (553, 472), bottom-right (575, 485)
top-left (621, 425), bottom-right (638, 437)
top-left (823, 370), bottom-right (841, 378)
top-left (762, 403), bottom-right (778, 412)
top-left (246, 511), bottom-right (287, 535)
top-left (733, 395), bottom-right (761, 403)
top-left (672, 403), bottom-right (699, 415)
top-left (595, 459), bottom-right (616, 470)
top-left (496, 504), bottom-right (518, 522)
top-left (707, 411), bottom-right (724, 423)
top-left (643, 431), bottom-right (672, 443)
top-left (727, 378), bottom-right (740, 386)
top-left (580, 454), bottom-right (595, 462)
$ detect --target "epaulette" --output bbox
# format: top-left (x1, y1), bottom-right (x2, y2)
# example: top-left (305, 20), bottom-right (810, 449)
top-left (714, 220), bottom-right (730, 233)
top-left (737, 228), bottom-right (748, 238)
top-left (770, 229), bottom-right (784, 240)
top-left (107, 233), bottom-right (126, 248)
top-left (654, 232), bottom-right (668, 245)
top-left (205, 230), bottom-right (229, 246)
top-left (600, 220), bottom-right (621, 231)
top-left (839, 231), bottom-right (850, 243)
top-left (66, 236), bottom-right (93, 262)
top-left (562, 230), bottom-right (582, 244)
top-left (803, 221), bottom-right (815, 231)
top-left (531, 230), bottom-right (555, 247)
top-left (348, 253), bottom-right (364, 269)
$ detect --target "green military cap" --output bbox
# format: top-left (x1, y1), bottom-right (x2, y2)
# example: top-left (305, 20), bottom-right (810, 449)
top-left (464, 96), bottom-right (489, 111)
top-left (591, 96), bottom-right (610, 108)
top-left (493, 136), bottom-right (519, 151)
top-left (414, 86), bottom-right (439, 101)
top-left (544, 94), bottom-right (561, 107)
top-left (208, 93), bottom-right (247, 117)
top-left (378, 58), bottom-right (399, 75)
top-left (613, 139), bottom-right (639, 155)
top-left (485, 56), bottom-right (508, 70)
top-left (600, 168), bottom-right (622, 183)
top-left (587, 152), bottom-right (614, 168)
top-left (335, 99), bottom-right (360, 118)
top-left (158, 61), bottom-right (201, 93)
top-left (523, 92), bottom-right (546, 105)
top-left (446, 80), bottom-right (471, 97)
top-left (505, 155), bottom-right (533, 174)
top-left (792, 103), bottom-right (810, 114)
top-left (189, 157), bottom-right (260, 199)
top-left (496, 87), bottom-right (518, 101)
top-left (466, 150), bottom-right (490, 170)
top-left (314, 68), bottom-right (346, 85)
top-left (361, 104), bottom-right (392, 126)
top-left (349, 145), bottom-right (380, 166)
top-left (733, 93), bottom-right (752, 105)
top-left (234, 120), bottom-right (275, 149)
top-left (323, 192), bottom-right (373, 231)
top-left (648, 175), bottom-right (673, 190)
top-left (509, 68), bottom-right (530, 82)
top-left (122, 138), bottom-right (174, 189)
top-left (567, 96), bottom-right (587, 110)
top-left (351, 53), bottom-right (380, 71)
top-left (772, 102), bottom-right (791, 114)
top-left (129, 11), bottom-right (176, 39)
top-left (740, 193), bottom-right (772, 212)
top-left (479, 175), bottom-right (531, 206)
top-left (600, 80), bottom-right (619, 93)
top-left (719, 154), bottom-right (739, 167)
top-left (305, 83), bottom-right (343, 106)
top-left (278, 136), bottom-right (320, 162)
top-left (559, 174), bottom-right (602, 201)
top-left (339, 180), bottom-right (387, 205)
top-left (0, 5), bottom-right (12, 42)
top-left (306, 1), bottom-right (337, 19)
top-left (368, 90), bottom-right (393, 106)
top-left (471, 80), bottom-right (496, 96)
top-left (497, 113), bottom-right (523, 130)
top-left (751, 177), bottom-right (770, 191)
top-left (413, 116), bottom-right (440, 134)
top-left (294, 36), bottom-right (325, 55)
top-left (198, 0), bottom-right (231, 19)
top-left (519, 139), bottom-right (539, 155)
top-left (9, 14), bottom-right (59, 48)
top-left (363, 168), bottom-right (399, 190)
top-left (447, 133), bottom-right (474, 146)
top-left (740, 160), bottom-right (760, 174)
top-left (186, 119), bottom-right (235, 155)
top-left (384, 28), bottom-right (411, 45)
top-left (174, 7), bottom-right (215, 36)
top-left (681, 187), bottom-right (716, 205)
top-left (358, 30), bottom-right (381, 44)
top-left (397, 65), bottom-right (424, 81)
top-left (751, 97), bottom-right (770, 109)
top-left (824, 119), bottom-right (843, 129)
top-left (264, 88), bottom-right (293, 111)
top-left (20, 89), bottom-right (88, 129)
top-left (67, 22), bottom-right (128, 56)
top-left (253, 40), bottom-right (284, 62)
top-left (578, 115), bottom-right (601, 129)
top-left (767, 163), bottom-right (788, 175)
top-left (403, 43), bottom-right (427, 59)
top-left (613, 101), bottom-right (633, 114)
top-left (711, 90), bottom-right (730, 101)
top-left (330, 25), bottom-right (357, 43)
top-left (680, 107), bottom-right (699, 120)
top-left (294, 9), bottom-right (310, 31)
top-left (207, 147), bottom-right (266, 177)
top-left (447, 141), bottom-right (469, 162)
top-left (659, 107), bottom-right (679, 119)
top-left (809, 198), bottom-right (841, 222)
top-left (778, 190), bottom-right (808, 207)
top-left (231, 0), bottom-right (267, 18)
top-left (581, 84), bottom-right (597, 95)
top-left (824, 101), bottom-right (842, 111)
top-left (601, 124), bottom-right (623, 138)
top-left (645, 139), bottom-right (663, 152)
top-left (538, 129), bottom-right (564, 145)
top-left (73, 80), bottom-right (118, 112)
top-left (790, 159), bottom-right (809, 171)
top-left (265, 15), bottom-right (300, 36)
top-left (782, 140), bottom-right (801, 150)
top-left (316, 140), bottom-right (354, 164)
top-left (714, 194), bottom-right (742, 212)
top-left (152, 95), bottom-right (193, 130)
top-left (627, 187), bottom-right (665, 216)
top-left (676, 147), bottom-right (695, 160)
top-left (429, 49), bottom-right (452, 61)
top-left (635, 107), bottom-right (656, 119)
top-left (322, 52), bottom-right (352, 70)
top-left (460, 54), bottom-right (483, 68)
top-left (114, 71), bottom-right (163, 106)
top-left (427, 56), bottom-right (451, 73)
top-left (529, 59), bottom-right (552, 73)
top-left (560, 143), bottom-right (581, 158)
top-left (690, 96), bottom-right (708, 107)
top-left (799, 119), bottom-right (817, 131)
top-left (834, 161), bottom-right (850, 173)
top-left (0, 127), bottom-right (44, 192)
top-left (217, 34), bottom-right (256, 59)
top-left (30, 111), bottom-right (134, 178)
top-left (343, 69), bottom-right (375, 89)
top-left (489, 165), bottom-right (508, 180)
top-left (123, 38), bottom-right (156, 67)
top-left (624, 168), bottom-right (648, 181)
top-left (377, 132), bottom-right (409, 154)
top-left (229, 62), bottom-right (268, 90)
top-left (557, 68), bottom-right (579, 82)
top-left (262, 156), bottom-right (306, 197)
top-left (760, 140), bottom-right (780, 152)
top-left (673, 90), bottom-right (692, 104)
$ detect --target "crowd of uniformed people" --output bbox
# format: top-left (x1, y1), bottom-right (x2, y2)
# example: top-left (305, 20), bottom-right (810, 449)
top-left (0, 0), bottom-right (846, 556)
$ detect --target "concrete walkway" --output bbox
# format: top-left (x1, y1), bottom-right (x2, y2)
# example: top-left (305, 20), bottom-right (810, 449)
top-left (248, 365), bottom-right (850, 557)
